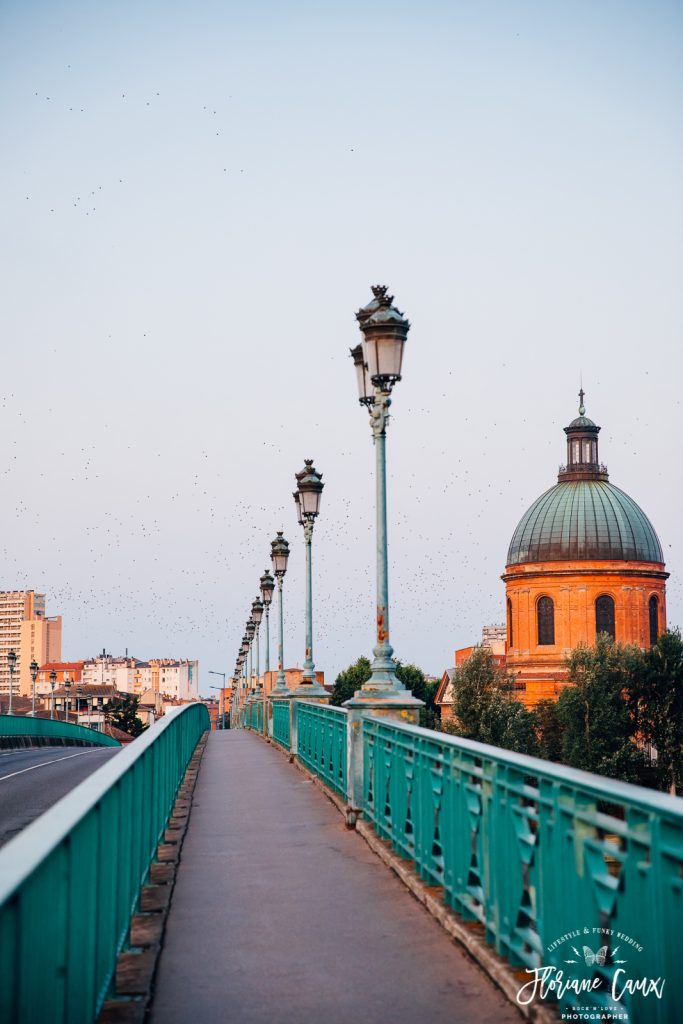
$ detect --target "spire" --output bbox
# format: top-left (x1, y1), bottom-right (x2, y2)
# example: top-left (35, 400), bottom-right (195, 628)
top-left (578, 387), bottom-right (585, 416)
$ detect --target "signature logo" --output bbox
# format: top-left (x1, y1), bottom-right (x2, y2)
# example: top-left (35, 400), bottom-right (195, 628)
top-left (564, 946), bottom-right (628, 967)
top-left (515, 926), bottom-right (665, 1021)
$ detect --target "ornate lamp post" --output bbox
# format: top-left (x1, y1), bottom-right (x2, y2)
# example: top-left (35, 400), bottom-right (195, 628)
top-left (76, 683), bottom-right (83, 720)
top-left (260, 570), bottom-right (275, 679)
top-left (30, 659), bottom-right (39, 717)
top-left (7, 650), bottom-right (16, 715)
top-left (270, 532), bottom-right (290, 695)
top-left (347, 285), bottom-right (423, 711)
top-left (293, 460), bottom-right (326, 696)
top-left (64, 674), bottom-right (72, 722)
top-left (251, 597), bottom-right (264, 695)
top-left (49, 669), bottom-right (56, 720)
top-left (246, 620), bottom-right (256, 697)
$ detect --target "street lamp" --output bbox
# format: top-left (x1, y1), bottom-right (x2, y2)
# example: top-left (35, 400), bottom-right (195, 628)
top-left (49, 669), bottom-right (56, 720)
top-left (6, 650), bottom-right (16, 716)
top-left (293, 460), bottom-right (326, 695)
top-left (76, 683), bottom-right (82, 720)
top-left (64, 674), bottom-right (72, 722)
top-left (348, 285), bottom-right (422, 707)
top-left (270, 531), bottom-right (290, 694)
top-left (246, 620), bottom-right (256, 696)
top-left (30, 659), bottom-right (39, 717)
top-left (209, 671), bottom-right (226, 729)
top-left (260, 569), bottom-right (275, 679)
top-left (251, 596), bottom-right (264, 695)
top-left (209, 681), bottom-right (225, 730)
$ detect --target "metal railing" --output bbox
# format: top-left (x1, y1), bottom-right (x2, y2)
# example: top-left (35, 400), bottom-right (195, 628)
top-left (0, 702), bottom-right (209, 1024)
top-left (272, 700), bottom-right (291, 750)
top-left (0, 714), bottom-right (120, 748)
top-left (296, 701), bottom-right (347, 799)
top-left (362, 716), bottom-right (683, 1024)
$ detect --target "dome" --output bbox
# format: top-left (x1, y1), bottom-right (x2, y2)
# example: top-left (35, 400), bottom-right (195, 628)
top-left (566, 414), bottom-right (597, 430)
top-left (507, 479), bottom-right (664, 566)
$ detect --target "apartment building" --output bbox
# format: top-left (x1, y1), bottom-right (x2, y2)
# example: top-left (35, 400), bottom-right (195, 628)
top-left (0, 591), bottom-right (62, 697)
top-left (80, 652), bottom-right (199, 701)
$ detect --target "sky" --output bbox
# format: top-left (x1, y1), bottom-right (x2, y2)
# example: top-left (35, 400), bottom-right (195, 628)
top-left (1, 1), bottom-right (681, 695)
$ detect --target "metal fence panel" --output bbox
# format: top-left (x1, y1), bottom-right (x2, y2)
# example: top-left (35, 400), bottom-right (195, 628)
top-left (0, 702), bottom-right (209, 1024)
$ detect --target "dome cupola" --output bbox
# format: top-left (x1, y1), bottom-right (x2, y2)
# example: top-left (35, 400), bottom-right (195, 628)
top-left (506, 393), bottom-right (664, 567)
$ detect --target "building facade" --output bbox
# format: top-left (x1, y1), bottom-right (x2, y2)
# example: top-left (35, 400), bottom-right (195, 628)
top-left (502, 396), bottom-right (667, 707)
top-left (0, 591), bottom-right (62, 698)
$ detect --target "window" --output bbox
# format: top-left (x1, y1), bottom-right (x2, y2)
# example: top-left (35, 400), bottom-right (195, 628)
top-left (507, 598), bottom-right (513, 647)
top-left (595, 595), bottom-right (615, 640)
top-left (537, 597), bottom-right (555, 645)
top-left (649, 596), bottom-right (659, 646)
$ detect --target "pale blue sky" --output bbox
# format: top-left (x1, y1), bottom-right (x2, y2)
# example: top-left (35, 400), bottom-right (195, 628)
top-left (1, 1), bottom-right (681, 692)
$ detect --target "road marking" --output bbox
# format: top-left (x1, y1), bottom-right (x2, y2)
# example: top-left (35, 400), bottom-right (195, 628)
top-left (0, 749), bottom-right (100, 782)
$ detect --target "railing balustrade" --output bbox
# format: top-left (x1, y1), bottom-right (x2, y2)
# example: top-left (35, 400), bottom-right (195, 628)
top-left (272, 700), bottom-right (291, 750)
top-left (295, 701), bottom-right (347, 799)
top-left (362, 717), bottom-right (683, 1024)
top-left (0, 714), bottom-right (120, 748)
top-left (0, 702), bottom-right (209, 1024)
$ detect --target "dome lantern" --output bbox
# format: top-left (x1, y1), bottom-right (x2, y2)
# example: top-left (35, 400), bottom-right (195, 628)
top-left (559, 389), bottom-right (606, 481)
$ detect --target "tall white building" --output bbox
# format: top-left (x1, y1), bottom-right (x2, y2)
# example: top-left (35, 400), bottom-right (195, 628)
top-left (0, 591), bottom-right (62, 697)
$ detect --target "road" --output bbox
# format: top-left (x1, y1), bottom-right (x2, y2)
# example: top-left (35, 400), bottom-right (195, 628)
top-left (0, 745), bottom-right (120, 848)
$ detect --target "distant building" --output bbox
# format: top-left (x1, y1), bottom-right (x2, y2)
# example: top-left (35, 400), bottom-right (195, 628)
top-left (35, 661), bottom-right (85, 695)
top-left (435, 625), bottom-right (506, 723)
top-left (0, 591), bottom-right (62, 698)
top-left (255, 668), bottom-right (326, 696)
top-left (80, 652), bottom-right (199, 701)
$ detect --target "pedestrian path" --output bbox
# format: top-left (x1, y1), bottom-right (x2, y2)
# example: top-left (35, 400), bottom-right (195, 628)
top-left (150, 731), bottom-right (521, 1024)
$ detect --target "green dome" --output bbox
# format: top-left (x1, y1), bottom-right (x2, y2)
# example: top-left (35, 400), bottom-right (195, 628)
top-left (507, 480), bottom-right (663, 566)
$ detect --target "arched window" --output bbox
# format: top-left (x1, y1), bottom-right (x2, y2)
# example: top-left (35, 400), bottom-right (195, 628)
top-left (595, 595), bottom-right (615, 640)
top-left (507, 598), bottom-right (513, 647)
top-left (649, 595), bottom-right (659, 646)
top-left (537, 597), bottom-right (555, 645)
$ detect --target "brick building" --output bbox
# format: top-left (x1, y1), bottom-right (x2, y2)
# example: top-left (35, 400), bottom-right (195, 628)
top-left (502, 394), bottom-right (667, 707)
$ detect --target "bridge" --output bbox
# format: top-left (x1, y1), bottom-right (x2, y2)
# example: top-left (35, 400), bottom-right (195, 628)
top-left (0, 699), bottom-right (680, 1023)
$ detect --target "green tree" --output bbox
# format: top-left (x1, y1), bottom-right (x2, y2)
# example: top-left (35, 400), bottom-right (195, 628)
top-left (628, 629), bottom-right (683, 794)
top-left (443, 648), bottom-right (538, 755)
top-left (556, 635), bottom-right (644, 783)
top-left (330, 658), bottom-right (436, 725)
top-left (104, 695), bottom-right (146, 738)
top-left (330, 656), bottom-right (371, 706)
top-left (532, 699), bottom-right (564, 762)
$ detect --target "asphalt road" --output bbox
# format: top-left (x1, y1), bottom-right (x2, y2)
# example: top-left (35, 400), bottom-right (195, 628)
top-left (0, 745), bottom-right (120, 848)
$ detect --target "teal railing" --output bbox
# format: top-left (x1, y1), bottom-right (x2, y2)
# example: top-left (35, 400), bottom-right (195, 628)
top-left (255, 700), bottom-right (263, 733)
top-left (272, 700), bottom-right (291, 750)
top-left (0, 702), bottom-right (209, 1024)
top-left (362, 716), bottom-right (683, 1024)
top-left (0, 714), bottom-right (120, 748)
top-left (296, 702), bottom-right (347, 799)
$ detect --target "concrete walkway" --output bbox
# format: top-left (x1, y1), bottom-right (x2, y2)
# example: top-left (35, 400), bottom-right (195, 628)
top-left (150, 731), bottom-right (521, 1024)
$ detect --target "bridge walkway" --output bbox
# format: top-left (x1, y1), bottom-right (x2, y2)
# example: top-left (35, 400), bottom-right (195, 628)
top-left (150, 730), bottom-right (521, 1024)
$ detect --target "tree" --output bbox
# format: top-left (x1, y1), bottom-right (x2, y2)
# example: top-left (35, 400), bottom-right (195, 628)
top-left (330, 656), bottom-right (371, 706)
top-left (532, 699), bottom-right (563, 762)
top-left (330, 658), bottom-right (436, 725)
top-left (443, 648), bottom-right (538, 756)
top-left (556, 635), bottom-right (644, 783)
top-left (104, 695), bottom-right (146, 738)
top-left (628, 629), bottom-right (683, 794)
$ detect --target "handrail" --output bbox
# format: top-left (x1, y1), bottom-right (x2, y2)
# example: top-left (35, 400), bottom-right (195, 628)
top-left (295, 701), bottom-right (348, 799)
top-left (362, 716), bottom-right (683, 1024)
top-left (0, 714), bottom-right (120, 748)
top-left (0, 701), bottom-right (210, 1023)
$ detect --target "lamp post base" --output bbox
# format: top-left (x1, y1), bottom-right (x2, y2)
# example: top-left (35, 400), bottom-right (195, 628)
top-left (343, 687), bottom-right (423, 813)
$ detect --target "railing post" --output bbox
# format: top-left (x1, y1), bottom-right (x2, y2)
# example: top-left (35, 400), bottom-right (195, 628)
top-left (345, 703), bottom-right (420, 817)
